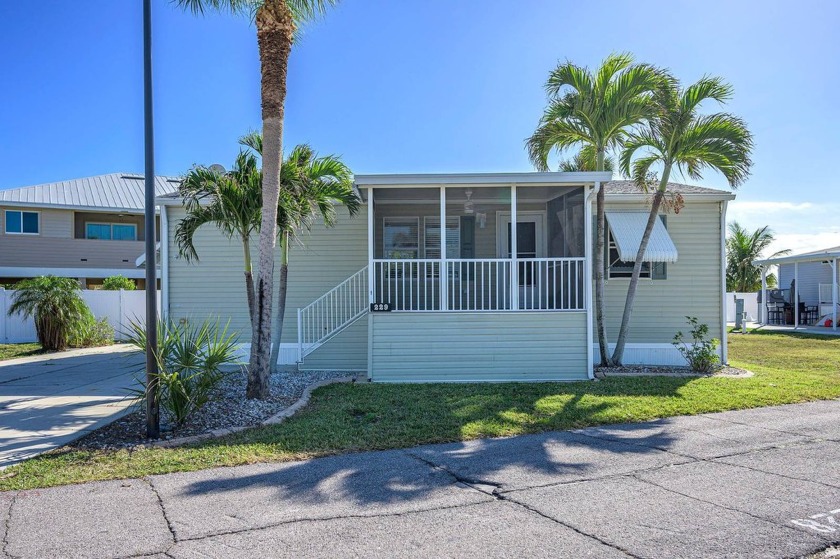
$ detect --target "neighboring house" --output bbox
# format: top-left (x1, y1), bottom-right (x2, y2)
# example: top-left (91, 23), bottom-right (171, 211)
top-left (754, 246), bottom-right (840, 328)
top-left (0, 173), bottom-right (179, 287)
top-left (158, 172), bottom-right (733, 381)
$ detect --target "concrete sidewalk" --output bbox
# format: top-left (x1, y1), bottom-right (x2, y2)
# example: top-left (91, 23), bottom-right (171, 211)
top-left (0, 345), bottom-right (140, 468)
top-left (2, 398), bottom-right (839, 558)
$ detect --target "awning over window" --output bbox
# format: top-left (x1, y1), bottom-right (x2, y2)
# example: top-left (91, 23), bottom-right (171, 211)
top-left (605, 211), bottom-right (678, 263)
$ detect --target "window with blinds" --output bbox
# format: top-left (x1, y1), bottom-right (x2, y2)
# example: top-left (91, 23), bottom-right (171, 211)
top-left (424, 217), bottom-right (460, 258)
top-left (383, 217), bottom-right (420, 259)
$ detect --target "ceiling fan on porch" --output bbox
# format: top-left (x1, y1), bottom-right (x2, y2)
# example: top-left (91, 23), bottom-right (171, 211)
top-left (463, 189), bottom-right (487, 228)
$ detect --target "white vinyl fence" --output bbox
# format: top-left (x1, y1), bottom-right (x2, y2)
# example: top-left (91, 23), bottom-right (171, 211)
top-left (726, 291), bottom-right (759, 322)
top-left (0, 289), bottom-right (160, 343)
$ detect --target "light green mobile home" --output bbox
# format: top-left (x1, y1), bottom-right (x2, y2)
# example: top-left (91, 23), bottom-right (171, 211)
top-left (159, 172), bottom-right (733, 381)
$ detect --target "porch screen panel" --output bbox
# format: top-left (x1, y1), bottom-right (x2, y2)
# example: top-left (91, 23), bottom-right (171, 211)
top-left (383, 218), bottom-right (419, 259)
top-left (424, 217), bottom-right (460, 259)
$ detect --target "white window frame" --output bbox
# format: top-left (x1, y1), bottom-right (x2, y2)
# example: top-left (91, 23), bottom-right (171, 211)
top-left (495, 211), bottom-right (546, 258)
top-left (382, 217), bottom-right (420, 259)
top-left (85, 221), bottom-right (138, 241)
top-left (4, 210), bottom-right (40, 235)
top-left (606, 215), bottom-right (667, 281)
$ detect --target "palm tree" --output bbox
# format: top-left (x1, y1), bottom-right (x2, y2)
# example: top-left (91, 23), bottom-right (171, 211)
top-left (613, 76), bottom-right (754, 364)
top-left (557, 146), bottom-right (615, 172)
top-left (8, 276), bottom-right (88, 351)
top-left (239, 134), bottom-right (360, 372)
top-left (175, 149), bottom-right (262, 329)
top-left (526, 53), bottom-right (663, 366)
top-left (726, 222), bottom-right (788, 291)
top-left (176, 0), bottom-right (339, 399)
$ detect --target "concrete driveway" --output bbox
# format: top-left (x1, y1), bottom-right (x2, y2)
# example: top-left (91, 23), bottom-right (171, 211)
top-left (1, 398), bottom-right (839, 558)
top-left (0, 345), bottom-right (141, 467)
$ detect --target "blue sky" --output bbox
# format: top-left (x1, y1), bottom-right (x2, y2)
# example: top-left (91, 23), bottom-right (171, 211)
top-left (1, 0), bottom-right (838, 254)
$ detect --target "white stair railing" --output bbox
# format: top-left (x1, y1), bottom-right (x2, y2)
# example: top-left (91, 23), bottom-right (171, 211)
top-left (297, 267), bottom-right (368, 362)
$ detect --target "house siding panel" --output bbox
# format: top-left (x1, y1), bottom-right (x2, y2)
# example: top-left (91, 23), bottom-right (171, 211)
top-left (598, 201), bottom-right (724, 344)
top-left (1, 206), bottom-right (72, 238)
top-left (370, 311), bottom-right (588, 382)
top-left (166, 205), bottom-right (368, 369)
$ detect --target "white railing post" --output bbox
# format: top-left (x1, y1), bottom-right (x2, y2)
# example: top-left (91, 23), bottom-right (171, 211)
top-left (440, 186), bottom-right (447, 311)
top-left (833, 258), bottom-right (838, 331)
top-left (794, 261), bottom-right (799, 329)
top-left (367, 188), bottom-right (374, 307)
top-left (297, 308), bottom-right (303, 362)
top-left (510, 184), bottom-right (518, 310)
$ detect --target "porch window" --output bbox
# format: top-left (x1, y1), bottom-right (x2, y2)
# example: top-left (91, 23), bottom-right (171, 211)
top-left (382, 217), bottom-right (419, 259)
top-left (86, 222), bottom-right (138, 241)
top-left (423, 217), bottom-right (460, 259)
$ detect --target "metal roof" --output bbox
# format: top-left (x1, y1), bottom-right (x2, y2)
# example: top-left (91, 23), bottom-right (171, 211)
top-left (754, 246), bottom-right (840, 266)
top-left (606, 211), bottom-right (679, 263)
top-left (0, 173), bottom-right (180, 212)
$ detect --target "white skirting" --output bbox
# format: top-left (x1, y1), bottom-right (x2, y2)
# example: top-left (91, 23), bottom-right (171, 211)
top-left (592, 343), bottom-right (724, 367)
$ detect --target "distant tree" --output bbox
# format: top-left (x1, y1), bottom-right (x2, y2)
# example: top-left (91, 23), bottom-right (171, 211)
top-left (8, 276), bottom-right (87, 351)
top-left (614, 76), bottom-right (754, 365)
top-left (526, 53), bottom-right (664, 366)
top-left (102, 275), bottom-right (136, 291)
top-left (726, 222), bottom-right (789, 292)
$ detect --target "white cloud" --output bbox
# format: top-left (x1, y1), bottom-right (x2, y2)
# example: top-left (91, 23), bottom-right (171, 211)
top-left (728, 200), bottom-right (814, 218)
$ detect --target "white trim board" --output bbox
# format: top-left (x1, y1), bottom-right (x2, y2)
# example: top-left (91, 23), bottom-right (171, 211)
top-left (0, 266), bottom-right (156, 279)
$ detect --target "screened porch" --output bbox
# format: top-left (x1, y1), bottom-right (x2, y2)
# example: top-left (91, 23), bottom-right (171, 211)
top-left (365, 183), bottom-right (589, 312)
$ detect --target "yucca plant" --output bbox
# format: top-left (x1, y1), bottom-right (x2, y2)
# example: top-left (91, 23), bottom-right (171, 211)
top-left (126, 318), bottom-right (240, 426)
top-left (7, 276), bottom-right (88, 351)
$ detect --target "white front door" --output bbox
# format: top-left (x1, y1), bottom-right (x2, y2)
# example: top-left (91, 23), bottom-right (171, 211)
top-left (497, 212), bottom-right (546, 261)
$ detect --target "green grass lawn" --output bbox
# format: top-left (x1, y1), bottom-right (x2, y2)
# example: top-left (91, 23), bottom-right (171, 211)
top-left (2, 331), bottom-right (839, 491)
top-left (0, 343), bottom-right (42, 361)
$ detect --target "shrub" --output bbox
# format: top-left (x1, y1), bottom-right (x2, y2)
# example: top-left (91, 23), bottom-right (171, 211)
top-left (68, 308), bottom-right (114, 348)
top-left (672, 316), bottom-right (721, 373)
top-left (7, 276), bottom-right (87, 351)
top-left (126, 318), bottom-right (240, 426)
top-left (102, 275), bottom-right (136, 290)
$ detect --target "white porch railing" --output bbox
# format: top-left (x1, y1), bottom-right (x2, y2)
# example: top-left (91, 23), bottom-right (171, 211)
top-left (297, 267), bottom-right (368, 361)
top-left (373, 257), bottom-right (586, 312)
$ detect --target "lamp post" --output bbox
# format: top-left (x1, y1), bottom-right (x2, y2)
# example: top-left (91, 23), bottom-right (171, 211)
top-left (143, 0), bottom-right (160, 439)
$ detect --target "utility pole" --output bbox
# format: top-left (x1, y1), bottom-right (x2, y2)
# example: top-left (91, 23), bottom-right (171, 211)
top-left (143, 0), bottom-right (160, 438)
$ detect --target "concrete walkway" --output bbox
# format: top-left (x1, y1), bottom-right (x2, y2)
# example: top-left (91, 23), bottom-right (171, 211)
top-left (2, 399), bottom-right (839, 558)
top-left (0, 345), bottom-right (140, 468)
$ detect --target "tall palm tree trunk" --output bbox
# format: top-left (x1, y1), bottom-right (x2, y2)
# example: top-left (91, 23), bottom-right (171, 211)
top-left (247, 0), bottom-right (294, 399)
top-left (242, 238), bottom-right (257, 330)
top-left (611, 168), bottom-right (670, 364)
top-left (270, 231), bottom-right (290, 373)
top-left (594, 149), bottom-right (611, 367)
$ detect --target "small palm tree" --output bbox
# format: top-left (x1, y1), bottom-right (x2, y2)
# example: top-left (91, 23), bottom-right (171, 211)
top-left (8, 276), bottom-right (87, 351)
top-left (175, 149), bottom-right (263, 329)
top-left (726, 222), bottom-right (788, 292)
top-left (175, 0), bottom-right (340, 399)
top-left (613, 76), bottom-right (754, 364)
top-left (240, 134), bottom-right (360, 371)
top-left (526, 53), bottom-right (664, 366)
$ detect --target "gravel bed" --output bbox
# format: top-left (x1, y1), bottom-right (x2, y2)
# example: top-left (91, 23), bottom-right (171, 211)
top-left (69, 368), bottom-right (352, 450)
top-left (596, 364), bottom-right (753, 378)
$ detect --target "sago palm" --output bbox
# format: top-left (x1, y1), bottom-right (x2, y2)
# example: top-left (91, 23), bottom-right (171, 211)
top-left (8, 276), bottom-right (88, 351)
top-left (726, 222), bottom-right (788, 292)
top-left (613, 76), bottom-right (754, 364)
top-left (240, 134), bottom-right (359, 371)
top-left (526, 53), bottom-right (663, 366)
top-left (175, 0), bottom-right (339, 399)
top-left (175, 149), bottom-right (263, 329)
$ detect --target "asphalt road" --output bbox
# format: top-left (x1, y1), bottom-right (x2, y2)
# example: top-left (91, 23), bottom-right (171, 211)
top-left (0, 345), bottom-right (140, 468)
top-left (2, 398), bottom-right (839, 558)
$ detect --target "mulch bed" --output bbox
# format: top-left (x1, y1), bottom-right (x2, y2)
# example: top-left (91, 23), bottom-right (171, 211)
top-left (69, 368), bottom-right (351, 450)
top-left (595, 365), bottom-right (753, 378)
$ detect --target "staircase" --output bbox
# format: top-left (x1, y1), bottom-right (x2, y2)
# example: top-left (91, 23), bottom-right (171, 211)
top-left (297, 267), bottom-right (369, 363)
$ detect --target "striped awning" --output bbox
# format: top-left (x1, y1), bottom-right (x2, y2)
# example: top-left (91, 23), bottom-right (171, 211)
top-left (606, 211), bottom-right (678, 263)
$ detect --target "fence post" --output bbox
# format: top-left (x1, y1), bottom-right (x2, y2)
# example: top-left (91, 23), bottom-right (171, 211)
top-left (118, 289), bottom-right (125, 341)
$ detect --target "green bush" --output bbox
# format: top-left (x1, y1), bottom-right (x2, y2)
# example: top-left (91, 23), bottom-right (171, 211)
top-left (672, 316), bottom-right (721, 373)
top-left (7, 276), bottom-right (87, 351)
top-left (102, 276), bottom-right (136, 290)
top-left (126, 318), bottom-right (240, 426)
top-left (68, 308), bottom-right (114, 348)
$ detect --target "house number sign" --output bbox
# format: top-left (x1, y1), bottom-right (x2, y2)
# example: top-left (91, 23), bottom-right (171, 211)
top-left (370, 303), bottom-right (392, 312)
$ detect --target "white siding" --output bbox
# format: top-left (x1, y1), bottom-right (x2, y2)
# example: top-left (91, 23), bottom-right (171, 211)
top-left (166, 204), bottom-right (369, 369)
top-left (370, 312), bottom-right (588, 382)
top-left (778, 261), bottom-right (836, 307)
top-left (598, 201), bottom-right (724, 344)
